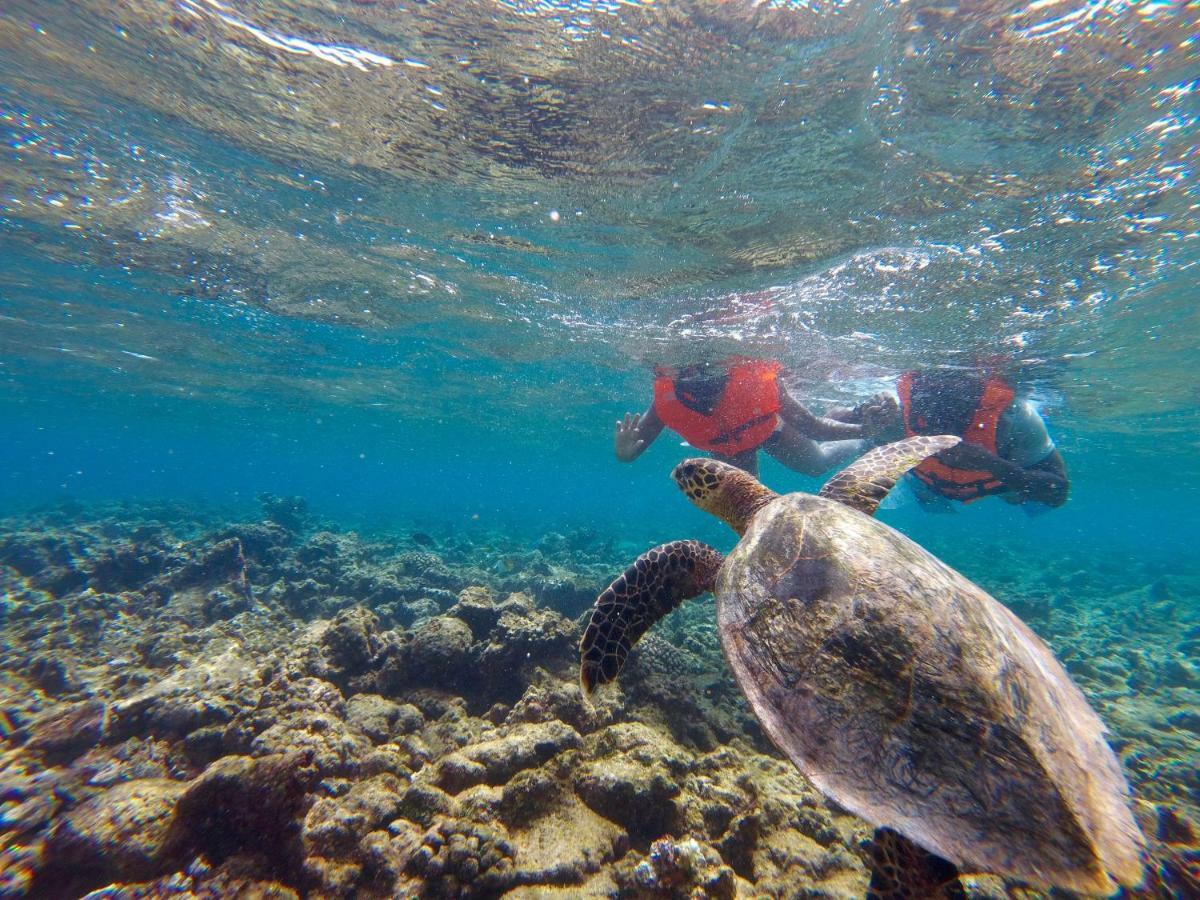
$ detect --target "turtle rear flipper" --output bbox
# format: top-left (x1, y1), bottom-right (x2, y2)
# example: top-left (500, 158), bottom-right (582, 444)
top-left (820, 435), bottom-right (960, 517)
top-left (868, 827), bottom-right (966, 900)
top-left (579, 540), bottom-right (723, 695)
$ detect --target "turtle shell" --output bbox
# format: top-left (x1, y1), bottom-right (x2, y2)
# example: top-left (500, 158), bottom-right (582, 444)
top-left (716, 492), bottom-right (1143, 895)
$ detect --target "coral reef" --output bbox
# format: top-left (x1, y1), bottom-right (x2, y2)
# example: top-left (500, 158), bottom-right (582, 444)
top-left (0, 501), bottom-right (1195, 897)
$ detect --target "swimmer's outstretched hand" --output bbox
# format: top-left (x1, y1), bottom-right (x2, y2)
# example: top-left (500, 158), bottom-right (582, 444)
top-left (859, 394), bottom-right (902, 442)
top-left (615, 412), bottom-right (646, 461)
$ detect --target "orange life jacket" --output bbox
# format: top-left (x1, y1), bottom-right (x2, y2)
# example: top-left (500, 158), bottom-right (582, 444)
top-left (897, 371), bottom-right (1015, 502)
top-left (653, 359), bottom-right (782, 455)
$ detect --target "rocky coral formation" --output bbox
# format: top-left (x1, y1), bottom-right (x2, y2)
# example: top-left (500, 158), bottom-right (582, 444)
top-left (0, 501), bottom-right (1195, 897)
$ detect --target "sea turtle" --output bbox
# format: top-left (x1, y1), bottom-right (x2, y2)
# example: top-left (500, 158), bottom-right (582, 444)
top-left (580, 435), bottom-right (1144, 898)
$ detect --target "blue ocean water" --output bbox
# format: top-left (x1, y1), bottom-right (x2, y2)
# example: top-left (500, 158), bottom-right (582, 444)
top-left (1, 0), bottom-right (1198, 896)
top-left (2, 2), bottom-right (1196, 547)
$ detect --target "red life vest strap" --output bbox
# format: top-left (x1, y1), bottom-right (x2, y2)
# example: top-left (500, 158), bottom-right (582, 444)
top-left (898, 372), bottom-right (1015, 502)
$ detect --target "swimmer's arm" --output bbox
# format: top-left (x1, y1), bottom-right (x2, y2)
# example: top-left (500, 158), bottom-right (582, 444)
top-left (1010, 450), bottom-right (1069, 507)
top-left (778, 386), bottom-right (865, 440)
top-left (996, 401), bottom-right (1068, 505)
top-left (824, 405), bottom-right (858, 423)
top-left (614, 405), bottom-right (664, 462)
top-left (939, 444), bottom-right (1069, 506)
top-left (821, 393), bottom-right (903, 442)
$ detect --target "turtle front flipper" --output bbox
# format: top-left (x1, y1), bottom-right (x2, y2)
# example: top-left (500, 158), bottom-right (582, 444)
top-left (819, 434), bottom-right (960, 517)
top-left (579, 540), bottom-right (723, 695)
top-left (867, 827), bottom-right (966, 900)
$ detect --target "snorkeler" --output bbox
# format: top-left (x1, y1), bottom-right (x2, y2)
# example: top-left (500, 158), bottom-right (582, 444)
top-left (614, 357), bottom-right (893, 477)
top-left (830, 368), bottom-right (1069, 509)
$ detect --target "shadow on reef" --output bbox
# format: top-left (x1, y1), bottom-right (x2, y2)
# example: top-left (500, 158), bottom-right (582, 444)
top-left (0, 496), bottom-right (1195, 898)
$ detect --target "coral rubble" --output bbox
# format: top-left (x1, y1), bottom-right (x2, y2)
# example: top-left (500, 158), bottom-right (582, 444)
top-left (0, 500), bottom-right (1195, 897)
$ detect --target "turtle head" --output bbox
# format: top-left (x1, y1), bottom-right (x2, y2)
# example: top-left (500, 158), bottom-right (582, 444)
top-left (673, 458), bottom-right (778, 536)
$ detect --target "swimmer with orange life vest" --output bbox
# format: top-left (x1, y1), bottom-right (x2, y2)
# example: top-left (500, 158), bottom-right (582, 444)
top-left (614, 357), bottom-right (895, 478)
top-left (828, 367), bottom-right (1069, 510)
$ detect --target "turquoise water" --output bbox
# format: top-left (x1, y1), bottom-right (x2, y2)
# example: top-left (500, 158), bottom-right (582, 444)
top-left (1, 1), bottom-right (1198, 897)
top-left (2, 2), bottom-right (1196, 546)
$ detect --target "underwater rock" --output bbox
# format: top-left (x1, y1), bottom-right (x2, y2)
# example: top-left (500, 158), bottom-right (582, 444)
top-left (496, 590), bottom-right (535, 614)
top-left (432, 753), bottom-right (489, 794)
top-left (627, 835), bottom-right (737, 899)
top-left (394, 550), bottom-right (462, 594)
top-left (496, 769), bottom-right (562, 828)
top-left (716, 812), bottom-right (761, 880)
top-left (1157, 805), bottom-right (1198, 844)
top-left (135, 629), bottom-right (188, 670)
top-left (0, 747), bottom-right (64, 836)
top-left (25, 698), bottom-right (108, 762)
top-left (575, 723), bottom-right (688, 844)
top-left (47, 777), bottom-right (187, 881)
top-left (623, 632), bottom-right (734, 751)
top-left (406, 615), bottom-right (474, 685)
top-left (321, 606), bottom-right (386, 676)
top-left (0, 532), bottom-right (68, 577)
top-left (159, 537), bottom-right (250, 598)
top-left (1163, 657), bottom-right (1200, 688)
top-left (257, 494), bottom-right (313, 534)
top-left (394, 596), bottom-right (442, 628)
top-left (472, 607), bottom-right (578, 702)
top-left (344, 694), bottom-right (405, 744)
top-left (76, 737), bottom-right (181, 789)
top-left (28, 654), bottom-right (81, 695)
top-left (0, 786), bottom-right (59, 840)
top-left (107, 648), bottom-right (257, 744)
top-left (2, 502), bottom-right (1191, 899)
top-left (396, 781), bottom-right (459, 828)
top-left (1167, 710), bottom-right (1200, 735)
top-left (356, 822), bottom-right (424, 895)
top-left (393, 702), bottom-right (425, 735)
top-left (213, 521), bottom-right (293, 566)
top-left (430, 720), bottom-right (582, 796)
top-left (500, 791), bottom-right (627, 889)
top-left (349, 571), bottom-right (409, 612)
top-left (284, 606), bottom-right (404, 695)
top-left (269, 576), bottom-right (326, 619)
top-left (449, 585), bottom-right (501, 635)
top-left (203, 587), bottom-right (251, 621)
top-left (535, 533), bottom-right (569, 557)
top-left (1148, 577), bottom-right (1172, 604)
top-left (247, 680), bottom-right (372, 778)
top-left (295, 531), bottom-right (355, 570)
top-left (77, 855), bottom-right (303, 899)
top-left (86, 541), bottom-right (173, 595)
top-left (167, 749), bottom-right (317, 874)
top-left (504, 668), bottom-right (603, 734)
top-left (458, 721), bottom-right (582, 786)
top-left (0, 840), bottom-right (43, 897)
top-left (304, 773), bottom-right (405, 856)
top-left (699, 749), bottom-right (867, 893)
top-left (167, 726), bottom-right (226, 769)
top-left (529, 573), bottom-right (599, 619)
top-left (406, 816), bottom-right (517, 897)
top-left (301, 773), bottom-right (405, 894)
top-left (0, 531), bottom-right (88, 595)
